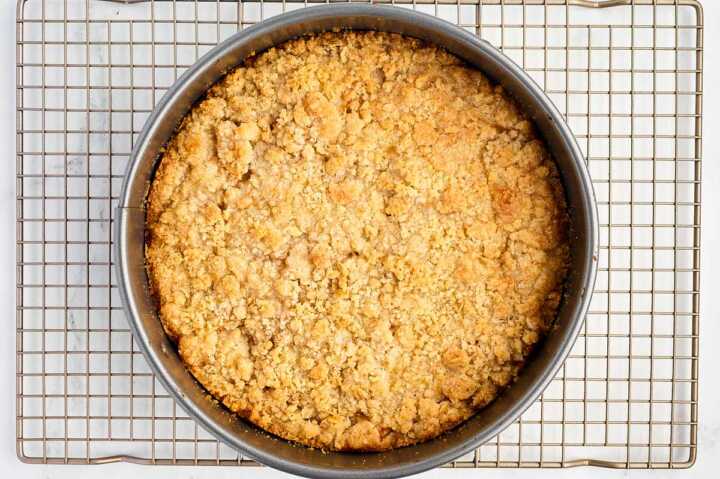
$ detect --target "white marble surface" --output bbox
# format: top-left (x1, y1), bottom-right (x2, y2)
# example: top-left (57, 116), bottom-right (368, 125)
top-left (2, 1), bottom-right (719, 478)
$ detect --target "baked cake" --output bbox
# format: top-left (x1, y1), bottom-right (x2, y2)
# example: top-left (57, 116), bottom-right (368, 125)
top-left (145, 31), bottom-right (570, 451)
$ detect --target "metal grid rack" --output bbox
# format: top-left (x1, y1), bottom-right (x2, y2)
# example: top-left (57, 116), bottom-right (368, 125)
top-left (16, 0), bottom-right (702, 469)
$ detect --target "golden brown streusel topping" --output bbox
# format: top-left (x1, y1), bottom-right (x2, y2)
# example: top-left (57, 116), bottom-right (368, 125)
top-left (146, 31), bottom-right (570, 451)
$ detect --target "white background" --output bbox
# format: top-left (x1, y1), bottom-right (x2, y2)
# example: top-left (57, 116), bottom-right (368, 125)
top-left (1, 0), bottom-right (718, 478)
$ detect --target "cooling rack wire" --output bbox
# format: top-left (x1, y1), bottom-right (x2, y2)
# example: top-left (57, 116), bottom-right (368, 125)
top-left (15, 0), bottom-right (702, 470)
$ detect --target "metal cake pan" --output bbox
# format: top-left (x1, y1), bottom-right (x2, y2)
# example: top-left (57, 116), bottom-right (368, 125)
top-left (115, 4), bottom-right (598, 478)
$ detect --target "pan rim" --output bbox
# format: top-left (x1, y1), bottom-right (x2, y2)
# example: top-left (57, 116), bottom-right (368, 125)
top-left (116, 4), bottom-right (599, 478)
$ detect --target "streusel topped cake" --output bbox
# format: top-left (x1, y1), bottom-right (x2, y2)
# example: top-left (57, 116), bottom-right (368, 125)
top-left (146, 31), bottom-right (570, 451)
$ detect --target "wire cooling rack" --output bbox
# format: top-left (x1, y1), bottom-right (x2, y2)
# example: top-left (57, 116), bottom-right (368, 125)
top-left (16, 0), bottom-right (702, 469)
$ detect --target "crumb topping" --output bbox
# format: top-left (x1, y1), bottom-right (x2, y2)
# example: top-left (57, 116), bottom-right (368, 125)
top-left (145, 31), bottom-right (570, 451)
